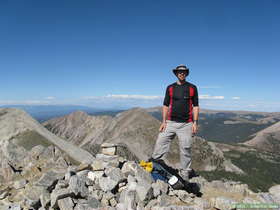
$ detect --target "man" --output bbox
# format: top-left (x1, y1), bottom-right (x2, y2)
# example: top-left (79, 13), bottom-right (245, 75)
top-left (152, 64), bottom-right (199, 181)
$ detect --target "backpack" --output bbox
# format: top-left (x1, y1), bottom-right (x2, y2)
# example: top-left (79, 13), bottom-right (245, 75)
top-left (150, 158), bottom-right (186, 190)
top-left (149, 158), bottom-right (201, 196)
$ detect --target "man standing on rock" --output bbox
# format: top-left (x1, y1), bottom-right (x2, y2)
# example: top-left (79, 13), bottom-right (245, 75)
top-left (152, 64), bottom-right (199, 181)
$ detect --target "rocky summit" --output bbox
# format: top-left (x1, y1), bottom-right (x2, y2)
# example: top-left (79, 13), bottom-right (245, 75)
top-left (1, 143), bottom-right (280, 210)
top-left (1, 108), bottom-right (280, 210)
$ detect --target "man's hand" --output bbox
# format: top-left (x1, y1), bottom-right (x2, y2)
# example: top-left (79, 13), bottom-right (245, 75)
top-left (159, 122), bottom-right (167, 132)
top-left (192, 122), bottom-right (198, 134)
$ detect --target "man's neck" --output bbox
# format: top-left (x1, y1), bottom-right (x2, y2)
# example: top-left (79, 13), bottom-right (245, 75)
top-left (177, 80), bottom-right (186, 85)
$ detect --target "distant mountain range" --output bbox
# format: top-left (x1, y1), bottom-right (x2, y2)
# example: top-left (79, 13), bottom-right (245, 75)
top-left (0, 105), bottom-right (124, 122)
top-left (146, 106), bottom-right (280, 144)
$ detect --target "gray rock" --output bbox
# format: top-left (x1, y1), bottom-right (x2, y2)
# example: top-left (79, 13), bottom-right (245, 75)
top-left (24, 185), bottom-right (45, 208)
top-left (40, 190), bottom-right (51, 208)
top-left (124, 189), bottom-right (137, 210)
top-left (116, 203), bottom-right (126, 210)
top-left (103, 192), bottom-right (115, 201)
top-left (223, 181), bottom-right (250, 195)
top-left (137, 202), bottom-right (145, 210)
top-left (7, 204), bottom-right (21, 210)
top-left (135, 165), bottom-right (153, 185)
top-left (14, 179), bottom-right (27, 189)
top-left (152, 185), bottom-right (161, 198)
top-left (106, 167), bottom-right (125, 184)
top-left (85, 177), bottom-right (94, 186)
top-left (193, 197), bottom-right (211, 209)
top-left (65, 166), bottom-right (76, 180)
top-left (55, 156), bottom-right (69, 169)
top-left (3, 141), bottom-right (27, 171)
top-left (76, 169), bottom-right (90, 178)
top-left (269, 185), bottom-right (280, 202)
top-left (210, 180), bottom-right (225, 189)
top-left (86, 196), bottom-right (101, 208)
top-left (172, 190), bottom-right (193, 203)
top-left (101, 143), bottom-right (117, 156)
top-left (0, 191), bottom-right (8, 200)
top-left (68, 175), bottom-right (89, 198)
top-left (40, 145), bottom-right (55, 160)
top-left (73, 203), bottom-right (84, 210)
top-left (269, 185), bottom-right (280, 196)
top-left (145, 199), bottom-right (158, 210)
top-left (257, 192), bottom-right (276, 203)
top-left (127, 174), bottom-right (136, 184)
top-left (99, 176), bottom-right (118, 192)
top-left (210, 196), bottom-right (237, 210)
top-left (76, 163), bottom-right (91, 172)
top-left (36, 170), bottom-right (64, 190)
top-left (91, 183), bottom-right (102, 191)
top-left (54, 146), bottom-right (63, 160)
top-left (74, 203), bottom-right (94, 210)
top-left (56, 179), bottom-right (69, 189)
top-left (101, 197), bottom-right (109, 207)
top-left (242, 196), bottom-right (260, 204)
top-left (88, 171), bottom-right (104, 184)
top-left (91, 190), bottom-right (103, 201)
top-left (136, 182), bottom-right (153, 202)
top-left (57, 197), bottom-right (74, 210)
top-left (0, 188), bottom-right (9, 200)
top-left (0, 158), bottom-right (16, 181)
top-left (135, 167), bottom-right (154, 202)
top-left (152, 180), bottom-right (169, 198)
top-left (121, 161), bottom-right (138, 177)
top-left (109, 197), bottom-right (118, 207)
top-left (30, 145), bottom-right (45, 160)
top-left (157, 194), bottom-right (179, 206)
top-left (91, 159), bottom-right (106, 171)
top-left (50, 188), bottom-right (73, 208)
top-left (128, 181), bottom-right (137, 191)
top-left (96, 153), bottom-right (119, 161)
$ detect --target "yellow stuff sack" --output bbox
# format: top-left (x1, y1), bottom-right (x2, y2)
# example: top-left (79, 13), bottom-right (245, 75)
top-left (139, 160), bottom-right (153, 172)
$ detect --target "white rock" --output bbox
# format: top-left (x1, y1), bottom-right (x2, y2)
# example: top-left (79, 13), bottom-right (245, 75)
top-left (102, 147), bottom-right (116, 156)
top-left (87, 171), bottom-right (104, 182)
top-left (269, 185), bottom-right (280, 197)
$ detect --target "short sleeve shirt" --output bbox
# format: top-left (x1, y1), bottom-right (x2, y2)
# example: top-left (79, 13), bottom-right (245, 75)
top-left (163, 82), bottom-right (199, 122)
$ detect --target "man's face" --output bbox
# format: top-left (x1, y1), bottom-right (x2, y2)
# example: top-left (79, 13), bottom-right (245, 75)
top-left (176, 70), bottom-right (187, 80)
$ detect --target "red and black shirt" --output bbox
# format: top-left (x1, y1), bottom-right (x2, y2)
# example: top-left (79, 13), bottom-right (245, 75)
top-left (163, 82), bottom-right (199, 123)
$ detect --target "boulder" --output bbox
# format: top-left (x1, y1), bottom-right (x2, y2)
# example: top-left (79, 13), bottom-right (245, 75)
top-left (99, 176), bottom-right (118, 192)
top-left (36, 170), bottom-right (64, 190)
top-left (68, 175), bottom-right (89, 198)
top-left (57, 197), bottom-right (74, 210)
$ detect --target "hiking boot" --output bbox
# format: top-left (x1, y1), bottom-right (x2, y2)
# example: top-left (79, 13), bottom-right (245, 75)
top-left (188, 168), bottom-right (199, 179)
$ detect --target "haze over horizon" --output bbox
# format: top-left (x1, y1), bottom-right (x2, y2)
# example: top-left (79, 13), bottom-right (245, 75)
top-left (1, 1), bottom-right (280, 112)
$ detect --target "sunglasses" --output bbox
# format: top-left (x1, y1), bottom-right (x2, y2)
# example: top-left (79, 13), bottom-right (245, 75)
top-left (177, 71), bottom-right (187, 74)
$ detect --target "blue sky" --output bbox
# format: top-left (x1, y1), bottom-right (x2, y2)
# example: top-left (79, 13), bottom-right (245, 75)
top-left (1, 0), bottom-right (280, 111)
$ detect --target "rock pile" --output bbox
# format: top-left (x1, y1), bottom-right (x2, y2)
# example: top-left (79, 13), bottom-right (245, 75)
top-left (1, 143), bottom-right (280, 210)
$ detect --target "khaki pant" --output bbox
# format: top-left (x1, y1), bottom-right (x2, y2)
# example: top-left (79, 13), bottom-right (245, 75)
top-left (152, 120), bottom-right (193, 178)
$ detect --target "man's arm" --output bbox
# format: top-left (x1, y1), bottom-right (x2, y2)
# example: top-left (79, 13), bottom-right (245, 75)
top-left (192, 85), bottom-right (199, 134)
top-left (192, 106), bottom-right (199, 134)
top-left (159, 105), bottom-right (169, 132)
top-left (193, 106), bottom-right (199, 122)
top-left (162, 105), bottom-right (169, 123)
top-left (159, 86), bottom-right (170, 132)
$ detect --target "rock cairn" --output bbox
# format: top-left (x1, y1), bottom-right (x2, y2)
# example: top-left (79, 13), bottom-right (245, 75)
top-left (0, 143), bottom-right (280, 210)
